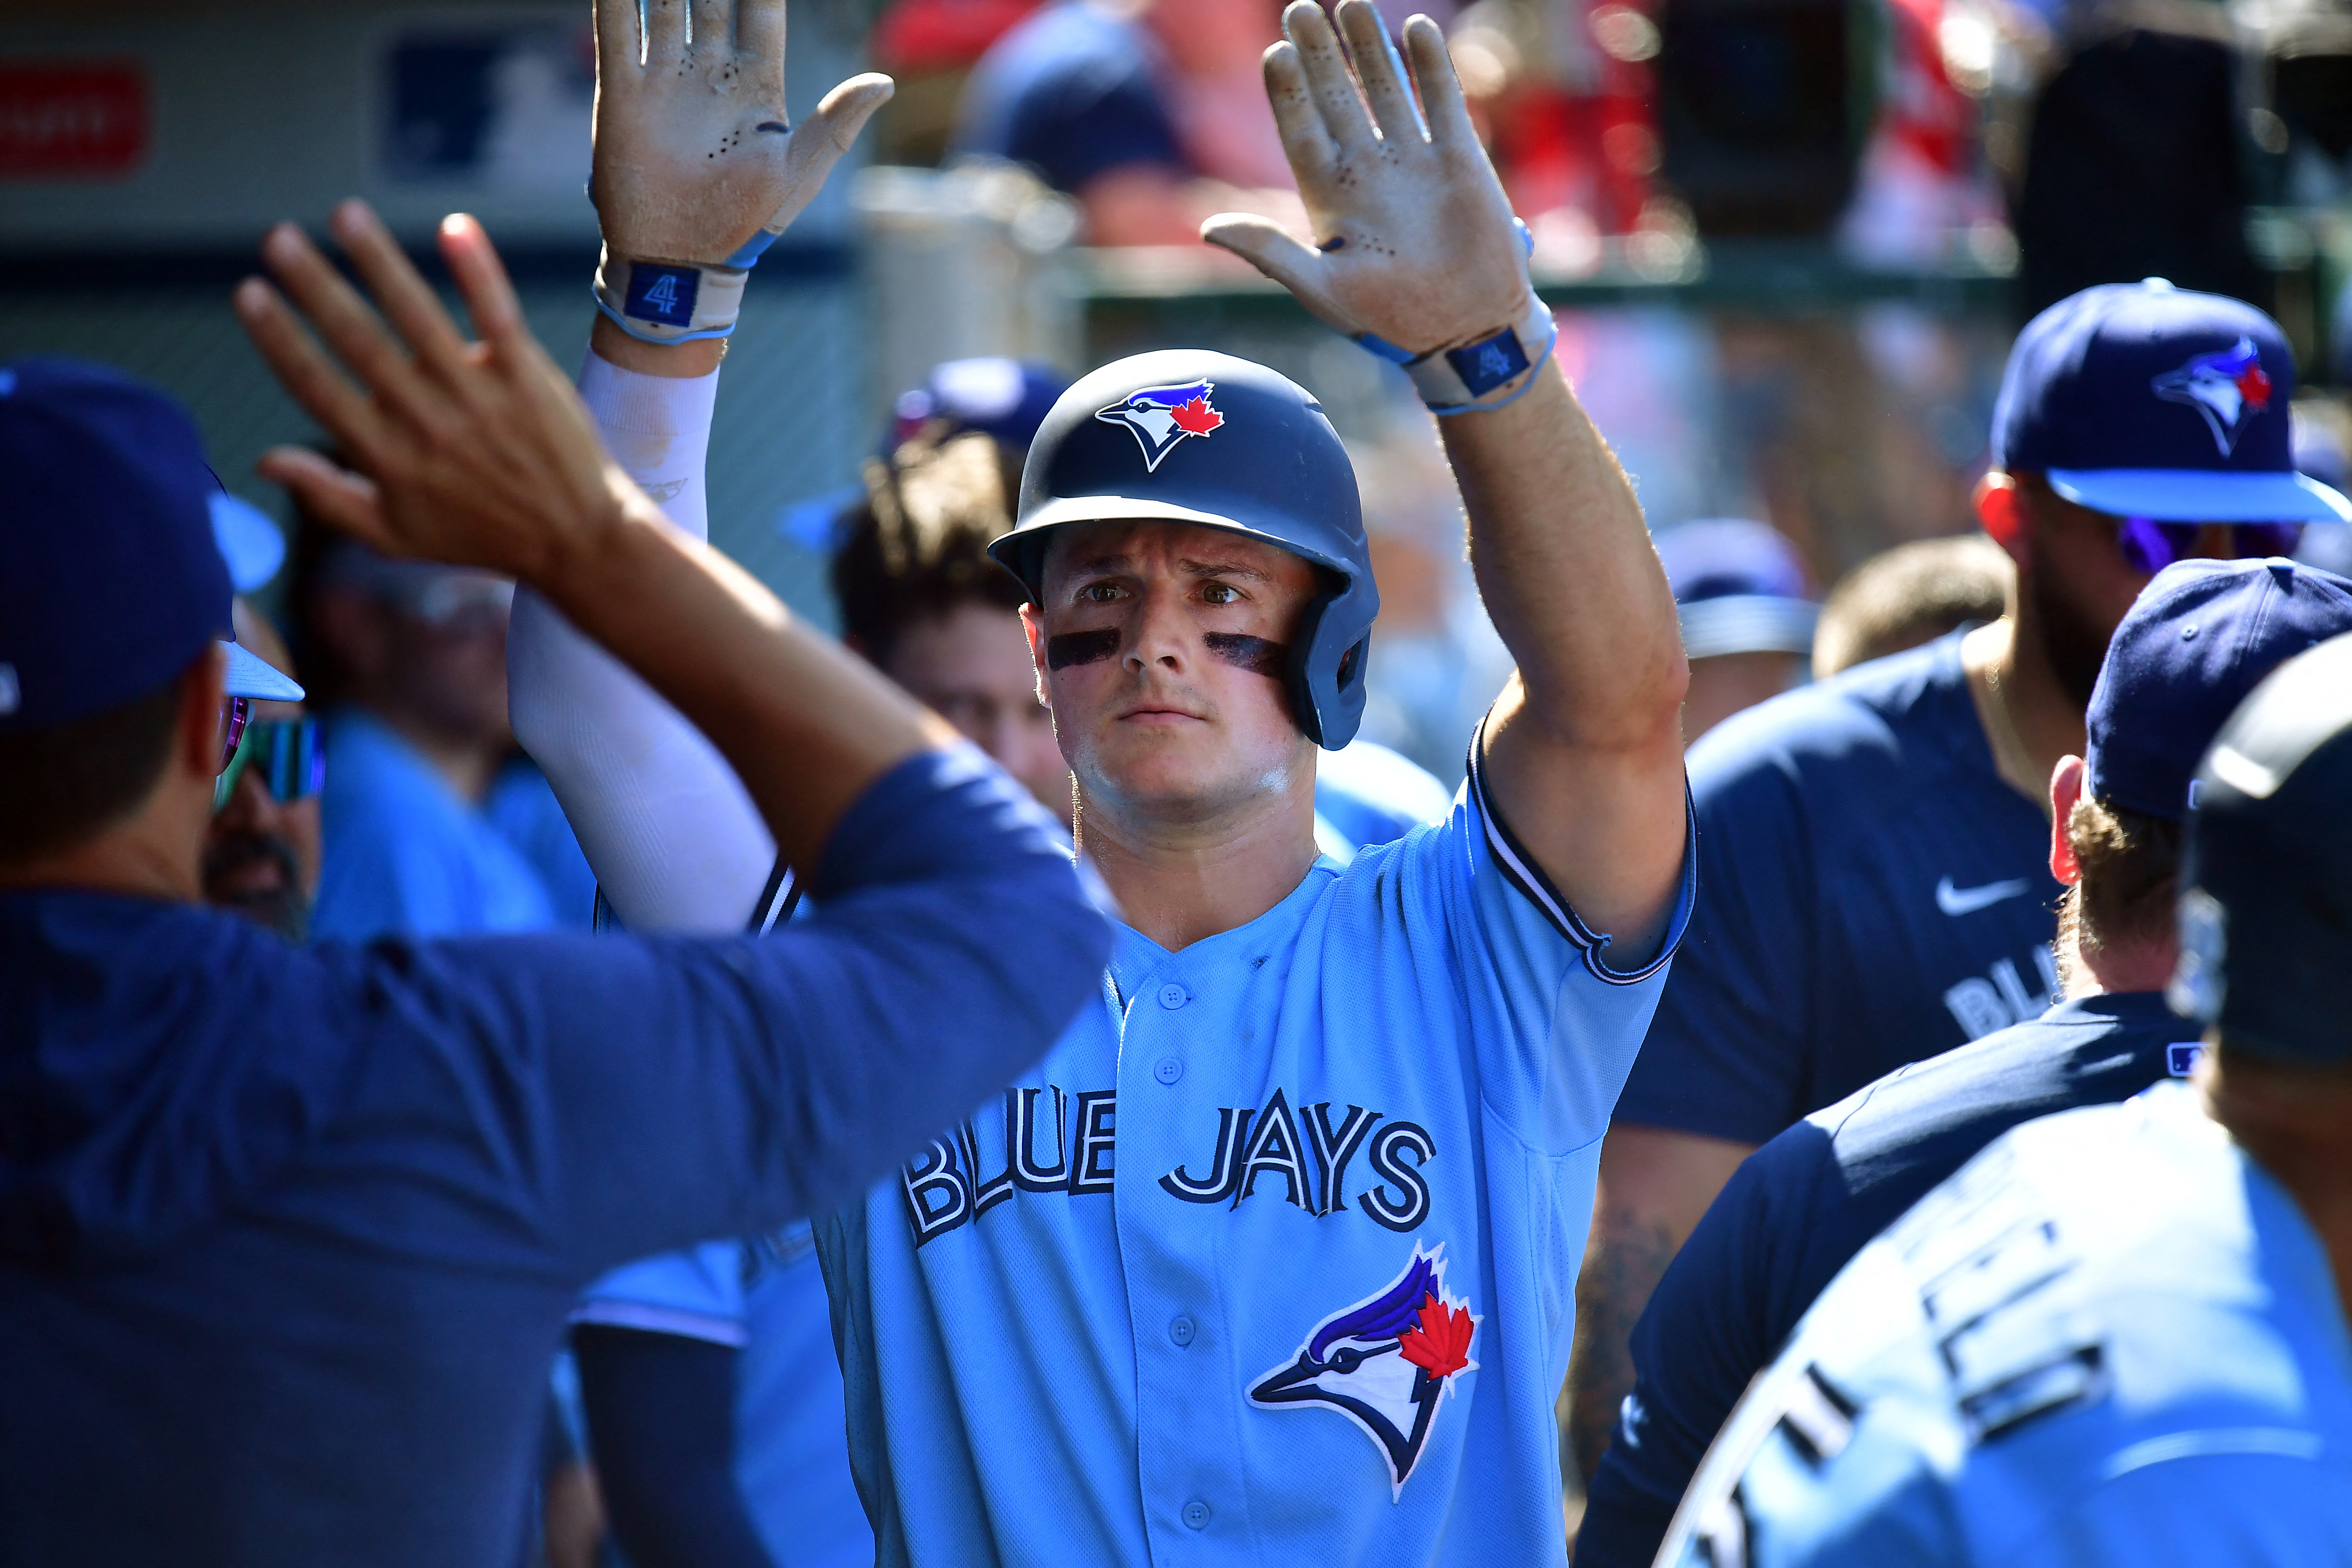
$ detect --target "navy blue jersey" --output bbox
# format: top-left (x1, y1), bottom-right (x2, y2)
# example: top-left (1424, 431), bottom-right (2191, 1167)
top-left (1615, 632), bottom-right (2063, 1145)
top-left (0, 749), bottom-right (1107, 1568)
top-left (952, 2), bottom-right (1187, 194)
top-left (1576, 992), bottom-right (2200, 1568)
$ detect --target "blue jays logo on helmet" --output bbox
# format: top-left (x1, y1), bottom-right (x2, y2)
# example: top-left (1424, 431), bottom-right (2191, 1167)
top-left (2152, 336), bottom-right (2274, 457)
top-left (1249, 1243), bottom-right (1479, 1499)
top-left (1094, 380), bottom-right (1225, 473)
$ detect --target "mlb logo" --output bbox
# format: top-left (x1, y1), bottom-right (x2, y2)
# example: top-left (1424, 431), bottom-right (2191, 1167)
top-left (2167, 1042), bottom-right (2203, 1077)
top-left (625, 263), bottom-right (700, 329)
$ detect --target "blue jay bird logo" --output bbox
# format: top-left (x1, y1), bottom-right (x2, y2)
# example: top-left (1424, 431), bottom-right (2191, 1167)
top-left (2151, 337), bottom-right (2274, 457)
top-left (1094, 381), bottom-right (1223, 472)
top-left (1250, 1243), bottom-right (1479, 1498)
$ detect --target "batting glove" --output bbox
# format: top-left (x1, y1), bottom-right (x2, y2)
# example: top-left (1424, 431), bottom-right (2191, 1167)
top-left (1202, 0), bottom-right (1553, 414)
top-left (590, 0), bottom-right (893, 343)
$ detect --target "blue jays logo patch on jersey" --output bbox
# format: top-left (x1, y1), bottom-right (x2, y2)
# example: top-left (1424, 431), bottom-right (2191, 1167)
top-left (2152, 336), bottom-right (2273, 456)
top-left (1250, 1243), bottom-right (1478, 1499)
top-left (1095, 381), bottom-right (1223, 471)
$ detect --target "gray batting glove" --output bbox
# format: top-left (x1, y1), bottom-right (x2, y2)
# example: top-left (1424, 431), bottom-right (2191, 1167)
top-left (590, 0), bottom-right (893, 343)
top-left (1202, 0), bottom-right (1552, 412)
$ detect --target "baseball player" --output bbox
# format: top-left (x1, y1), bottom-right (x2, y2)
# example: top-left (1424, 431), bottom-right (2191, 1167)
top-left (0, 191), bottom-right (1108, 1566)
top-left (509, 0), bottom-right (1694, 1561)
top-left (1659, 629), bottom-right (2352, 1566)
top-left (1576, 555), bottom-right (2352, 1567)
top-left (1565, 280), bottom-right (2352, 1492)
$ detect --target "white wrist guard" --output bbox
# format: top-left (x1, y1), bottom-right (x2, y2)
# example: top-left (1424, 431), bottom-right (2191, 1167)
top-left (1358, 291), bottom-right (1557, 415)
top-left (593, 245), bottom-right (756, 345)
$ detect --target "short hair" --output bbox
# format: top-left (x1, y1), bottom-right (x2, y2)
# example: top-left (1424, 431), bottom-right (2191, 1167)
top-left (830, 430), bottom-right (1028, 667)
top-left (0, 672), bottom-right (188, 868)
top-left (2054, 790), bottom-right (2182, 992)
top-left (1813, 535), bottom-right (2012, 679)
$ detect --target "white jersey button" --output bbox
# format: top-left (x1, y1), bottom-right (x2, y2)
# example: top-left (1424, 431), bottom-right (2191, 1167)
top-left (1152, 1055), bottom-right (1184, 1085)
top-left (1157, 983), bottom-right (1189, 1010)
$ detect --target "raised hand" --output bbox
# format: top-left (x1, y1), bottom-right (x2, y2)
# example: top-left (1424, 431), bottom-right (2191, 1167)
top-left (591, 0), bottom-right (890, 327)
top-left (234, 201), bottom-right (644, 581)
top-left (1202, 1), bottom-right (1549, 409)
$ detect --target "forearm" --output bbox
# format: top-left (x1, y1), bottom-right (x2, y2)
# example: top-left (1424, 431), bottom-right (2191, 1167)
top-left (509, 340), bottom-right (777, 931)
top-left (573, 1326), bottom-right (776, 1568)
top-left (1441, 362), bottom-right (1686, 748)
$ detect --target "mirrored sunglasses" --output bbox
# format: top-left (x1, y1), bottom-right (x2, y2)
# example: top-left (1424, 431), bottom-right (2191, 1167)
top-left (213, 716), bottom-right (326, 812)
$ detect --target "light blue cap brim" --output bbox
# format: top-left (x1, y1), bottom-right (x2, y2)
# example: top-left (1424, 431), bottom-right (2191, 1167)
top-left (2047, 468), bottom-right (2352, 523)
top-left (209, 492), bottom-right (287, 593)
top-left (1677, 594), bottom-right (1821, 659)
top-left (221, 640), bottom-right (303, 702)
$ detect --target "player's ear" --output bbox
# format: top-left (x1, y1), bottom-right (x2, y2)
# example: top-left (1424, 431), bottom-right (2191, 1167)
top-left (2047, 754), bottom-right (2085, 886)
top-left (1020, 604), bottom-right (1050, 705)
top-left (1975, 471), bottom-right (2030, 566)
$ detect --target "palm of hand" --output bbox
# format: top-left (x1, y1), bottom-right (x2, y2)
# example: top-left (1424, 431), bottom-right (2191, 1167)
top-left (1302, 135), bottom-right (1528, 355)
top-left (591, 2), bottom-right (793, 264)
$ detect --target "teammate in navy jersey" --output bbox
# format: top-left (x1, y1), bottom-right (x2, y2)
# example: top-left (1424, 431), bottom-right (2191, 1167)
top-left (0, 191), bottom-right (1109, 1568)
top-left (512, 3), bottom-right (1694, 1562)
top-left (1660, 630), bottom-right (2352, 1567)
top-left (1563, 280), bottom-right (2352, 1495)
top-left (1575, 555), bottom-right (2352, 1568)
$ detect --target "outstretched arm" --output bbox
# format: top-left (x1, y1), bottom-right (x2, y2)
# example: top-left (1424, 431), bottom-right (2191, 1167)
top-left (1205, 1), bottom-right (1687, 958)
top-left (508, 0), bottom-right (894, 931)
top-left (235, 201), bottom-right (937, 874)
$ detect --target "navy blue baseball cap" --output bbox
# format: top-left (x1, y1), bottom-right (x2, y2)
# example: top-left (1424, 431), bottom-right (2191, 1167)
top-left (1992, 280), bottom-right (2352, 525)
top-left (891, 358), bottom-right (1069, 452)
top-left (1653, 518), bottom-right (1820, 659)
top-left (2085, 557), bottom-right (2352, 820)
top-left (0, 357), bottom-right (301, 735)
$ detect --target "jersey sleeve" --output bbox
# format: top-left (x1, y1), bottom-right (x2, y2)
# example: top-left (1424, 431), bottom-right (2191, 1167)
top-left (1611, 725), bottom-right (1819, 1145)
top-left (1397, 725), bottom-right (1697, 1155)
top-left (505, 350), bottom-right (777, 936)
top-left (575, 1239), bottom-right (750, 1347)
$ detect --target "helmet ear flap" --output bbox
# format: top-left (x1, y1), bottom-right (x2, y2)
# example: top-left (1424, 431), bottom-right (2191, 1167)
top-left (1289, 573), bottom-right (1376, 750)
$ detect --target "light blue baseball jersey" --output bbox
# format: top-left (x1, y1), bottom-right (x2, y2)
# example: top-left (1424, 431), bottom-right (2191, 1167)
top-left (577, 1226), bottom-right (874, 1568)
top-left (1661, 1081), bottom-right (2352, 1568)
top-left (817, 741), bottom-right (1696, 1566)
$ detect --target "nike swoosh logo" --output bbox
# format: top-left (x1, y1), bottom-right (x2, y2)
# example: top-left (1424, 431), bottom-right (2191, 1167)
top-left (1936, 876), bottom-right (2032, 916)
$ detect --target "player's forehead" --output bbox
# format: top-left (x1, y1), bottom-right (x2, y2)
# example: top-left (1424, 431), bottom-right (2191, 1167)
top-left (1039, 519), bottom-right (1311, 591)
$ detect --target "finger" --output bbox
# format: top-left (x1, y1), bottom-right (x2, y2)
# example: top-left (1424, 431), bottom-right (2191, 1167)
top-left (644, 0), bottom-right (687, 62)
top-left (1200, 213), bottom-right (1355, 332)
top-left (1404, 15), bottom-right (1478, 153)
top-left (690, 0), bottom-right (730, 56)
top-left (736, 0), bottom-right (784, 64)
top-left (330, 201), bottom-right (469, 376)
top-left (1282, 0), bottom-right (1373, 154)
top-left (233, 274), bottom-right (387, 456)
top-left (258, 221), bottom-right (434, 414)
top-left (436, 214), bottom-right (526, 351)
top-left (1263, 42), bottom-right (1337, 189)
top-left (254, 449), bottom-right (400, 556)
top-left (1335, 0), bottom-right (1424, 144)
top-left (800, 73), bottom-right (894, 155)
top-left (593, 0), bottom-right (642, 76)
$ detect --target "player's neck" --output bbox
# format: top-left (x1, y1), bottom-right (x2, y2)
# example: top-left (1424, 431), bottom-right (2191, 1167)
top-left (1962, 615), bottom-right (2085, 815)
top-left (2203, 1047), bottom-right (2352, 1324)
top-left (1073, 775), bottom-right (1320, 953)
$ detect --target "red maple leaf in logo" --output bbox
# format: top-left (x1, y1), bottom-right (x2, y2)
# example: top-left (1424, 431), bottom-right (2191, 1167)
top-left (1397, 1292), bottom-right (1474, 1380)
top-left (1170, 395), bottom-right (1223, 437)
top-left (2236, 361), bottom-right (2272, 412)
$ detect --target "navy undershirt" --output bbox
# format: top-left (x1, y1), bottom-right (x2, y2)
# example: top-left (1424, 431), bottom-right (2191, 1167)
top-left (1576, 991), bottom-right (2199, 1568)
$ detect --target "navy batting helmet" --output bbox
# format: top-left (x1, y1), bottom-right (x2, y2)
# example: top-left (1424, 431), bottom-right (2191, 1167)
top-left (2169, 630), bottom-right (2352, 1064)
top-left (987, 350), bottom-right (1378, 749)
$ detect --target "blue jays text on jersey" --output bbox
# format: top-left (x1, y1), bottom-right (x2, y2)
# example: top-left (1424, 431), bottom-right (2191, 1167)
top-left (816, 743), bottom-right (1697, 1568)
top-left (901, 1083), bottom-right (1442, 1241)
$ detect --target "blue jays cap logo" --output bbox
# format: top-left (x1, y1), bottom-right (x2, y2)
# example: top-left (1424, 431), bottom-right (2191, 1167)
top-left (2152, 336), bottom-right (2274, 457)
top-left (1250, 1243), bottom-right (1478, 1499)
top-left (1094, 380), bottom-right (1223, 472)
